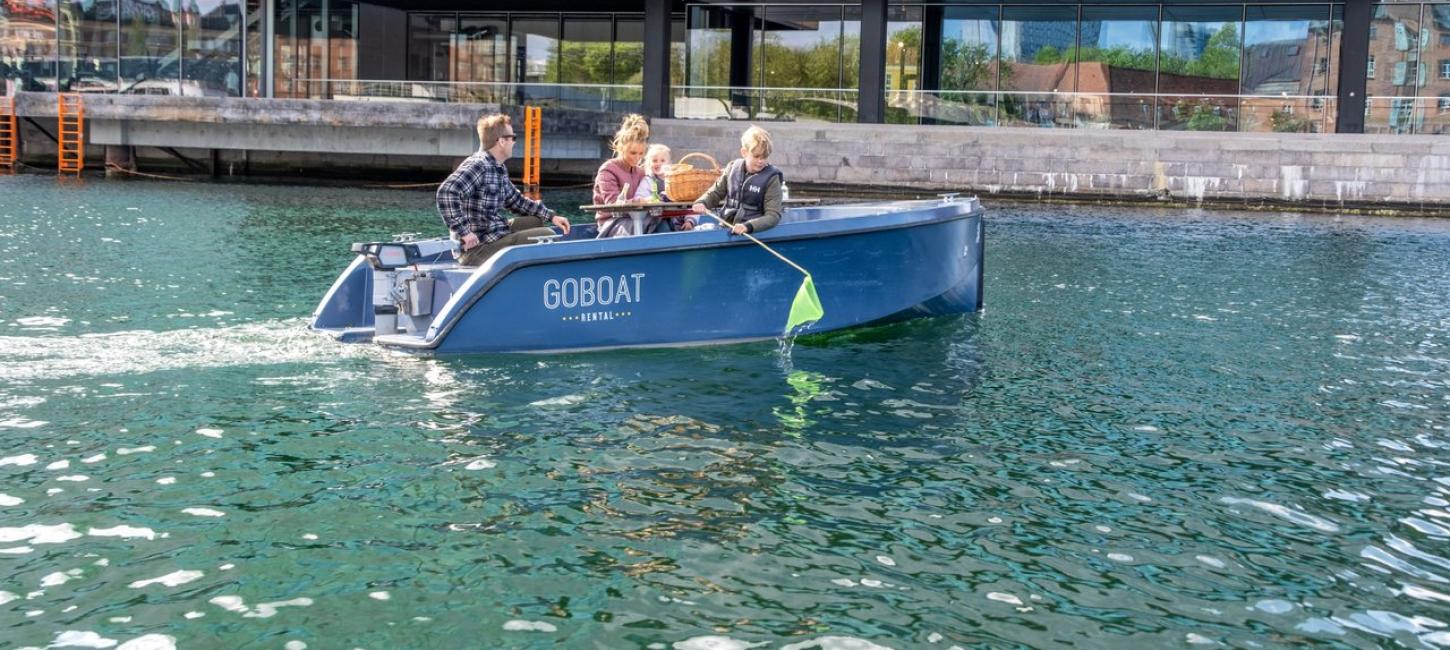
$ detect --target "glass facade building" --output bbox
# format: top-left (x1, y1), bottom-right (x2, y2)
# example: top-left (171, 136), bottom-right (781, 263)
top-left (0, 0), bottom-right (1438, 134)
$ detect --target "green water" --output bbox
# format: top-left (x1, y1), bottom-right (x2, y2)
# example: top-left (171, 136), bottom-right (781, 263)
top-left (3, 174), bottom-right (1450, 649)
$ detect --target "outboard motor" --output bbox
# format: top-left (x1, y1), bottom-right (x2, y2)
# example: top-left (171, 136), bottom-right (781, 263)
top-left (353, 240), bottom-right (456, 337)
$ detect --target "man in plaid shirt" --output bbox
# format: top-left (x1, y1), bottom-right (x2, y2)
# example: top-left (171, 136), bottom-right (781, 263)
top-left (437, 113), bottom-right (571, 266)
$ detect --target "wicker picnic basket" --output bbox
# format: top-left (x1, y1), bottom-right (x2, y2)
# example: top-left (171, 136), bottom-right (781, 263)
top-left (665, 153), bottom-right (721, 202)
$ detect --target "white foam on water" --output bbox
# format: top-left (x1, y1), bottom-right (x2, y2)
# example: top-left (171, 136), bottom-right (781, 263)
top-left (1107, 553), bottom-right (1134, 562)
top-left (16, 316), bottom-right (71, 328)
top-left (129, 570), bottom-right (204, 589)
top-left (529, 394), bottom-right (586, 407)
top-left (46, 460), bottom-right (70, 470)
top-left (860, 579), bottom-right (884, 588)
top-left (464, 458), bottom-right (496, 470)
top-left (1220, 497), bottom-right (1341, 533)
top-left (41, 571), bottom-right (78, 587)
top-left (987, 592), bottom-right (1024, 606)
top-left (1, 523), bottom-right (82, 544)
top-left (88, 526), bottom-right (157, 541)
top-left (182, 508), bottom-right (225, 517)
top-left (875, 555), bottom-right (896, 567)
top-left (672, 636), bottom-right (767, 650)
top-left (183, 612), bottom-right (204, 619)
top-left (108, 617), bottom-right (132, 623)
top-left (503, 620), bottom-right (558, 632)
top-left (209, 595), bottom-right (314, 618)
top-left (0, 454), bottom-right (39, 467)
top-left (0, 319), bottom-right (374, 382)
top-left (1197, 555), bottom-right (1227, 569)
top-left (117, 635), bottom-right (177, 650)
top-left (195, 429), bottom-right (223, 439)
top-left (218, 563), bottom-right (235, 570)
top-left (82, 454), bottom-right (106, 464)
top-left (0, 546), bottom-right (33, 554)
top-left (1185, 633), bottom-right (1218, 645)
top-left (284, 642), bottom-right (306, 650)
top-left (57, 475), bottom-right (89, 482)
top-left (49, 631), bottom-right (117, 648)
top-left (780, 637), bottom-right (893, 650)
top-left (1255, 599), bottom-right (1295, 614)
top-left (302, 533), bottom-right (318, 540)
top-left (831, 578), bottom-right (857, 587)
top-left (0, 418), bottom-right (48, 429)
top-left (116, 446), bottom-right (155, 455)
top-left (0, 494), bottom-right (23, 506)
top-left (368, 591), bottom-right (390, 601)
top-left (156, 477), bottom-right (176, 485)
top-left (0, 590), bottom-right (16, 605)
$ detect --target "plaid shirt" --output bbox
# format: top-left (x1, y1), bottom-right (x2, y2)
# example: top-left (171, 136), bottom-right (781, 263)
top-left (436, 151), bottom-right (553, 244)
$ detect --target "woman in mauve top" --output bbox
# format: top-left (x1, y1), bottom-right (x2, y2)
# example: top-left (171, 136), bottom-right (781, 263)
top-left (592, 114), bottom-right (651, 237)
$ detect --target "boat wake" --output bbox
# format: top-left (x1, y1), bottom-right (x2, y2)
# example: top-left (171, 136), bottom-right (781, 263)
top-left (0, 319), bottom-right (379, 382)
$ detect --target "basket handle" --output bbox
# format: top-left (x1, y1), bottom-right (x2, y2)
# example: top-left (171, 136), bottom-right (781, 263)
top-left (676, 152), bottom-right (719, 171)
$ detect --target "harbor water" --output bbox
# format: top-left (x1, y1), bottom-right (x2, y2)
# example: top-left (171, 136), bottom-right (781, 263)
top-left (2, 175), bottom-right (1450, 648)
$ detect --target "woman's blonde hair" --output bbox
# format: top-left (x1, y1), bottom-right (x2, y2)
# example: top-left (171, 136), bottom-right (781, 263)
top-left (611, 114), bottom-right (650, 157)
top-left (740, 125), bottom-right (773, 158)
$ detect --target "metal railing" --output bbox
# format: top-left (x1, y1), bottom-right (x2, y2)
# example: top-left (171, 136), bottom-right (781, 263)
top-left (292, 79), bottom-right (644, 113)
top-left (673, 86), bottom-right (1340, 133)
top-left (1365, 96), bottom-right (1450, 135)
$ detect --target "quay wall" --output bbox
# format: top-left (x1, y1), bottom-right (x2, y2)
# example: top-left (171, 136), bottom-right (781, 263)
top-left (652, 119), bottom-right (1450, 214)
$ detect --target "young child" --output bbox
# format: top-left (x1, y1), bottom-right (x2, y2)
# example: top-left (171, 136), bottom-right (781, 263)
top-left (634, 144), bottom-right (695, 232)
top-left (690, 125), bottom-right (783, 235)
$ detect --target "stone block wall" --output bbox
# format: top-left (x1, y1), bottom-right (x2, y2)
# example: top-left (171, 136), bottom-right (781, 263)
top-left (650, 119), bottom-right (1450, 214)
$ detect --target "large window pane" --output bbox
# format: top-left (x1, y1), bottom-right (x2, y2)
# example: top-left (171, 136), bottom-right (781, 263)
top-left (1366, 4), bottom-right (1422, 133)
top-left (296, 0), bottom-right (323, 97)
top-left (1419, 4), bottom-right (1450, 133)
top-left (183, 0), bottom-right (243, 97)
top-left (273, 0), bottom-right (294, 97)
top-left (1240, 5), bottom-right (1333, 133)
top-left (1159, 6), bottom-right (1242, 131)
top-left (937, 6), bottom-right (999, 126)
top-left (328, 0), bottom-right (358, 96)
top-left (3, 0), bottom-right (57, 91)
top-left (245, 0), bottom-right (262, 96)
top-left (1077, 6), bottom-right (1157, 129)
top-left (559, 15), bottom-right (611, 84)
top-left (671, 16), bottom-right (686, 88)
top-left (1000, 6), bottom-right (1077, 127)
top-left (512, 16), bottom-right (558, 85)
top-left (407, 13), bottom-right (451, 82)
top-left (121, 0), bottom-right (180, 94)
top-left (886, 5), bottom-right (923, 124)
top-left (59, 0), bottom-right (118, 92)
top-left (615, 17), bottom-right (644, 85)
top-left (758, 5), bottom-right (845, 122)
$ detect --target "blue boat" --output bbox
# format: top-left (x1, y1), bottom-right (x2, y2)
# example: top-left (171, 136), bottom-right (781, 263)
top-left (309, 196), bottom-right (984, 354)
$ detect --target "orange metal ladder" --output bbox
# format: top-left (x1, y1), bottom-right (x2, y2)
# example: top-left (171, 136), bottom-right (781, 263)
top-left (521, 105), bottom-right (542, 199)
top-left (0, 97), bottom-right (16, 173)
top-left (57, 93), bottom-right (84, 174)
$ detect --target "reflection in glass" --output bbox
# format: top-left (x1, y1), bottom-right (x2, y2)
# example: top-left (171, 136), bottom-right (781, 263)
top-left (1366, 4), bottom-right (1422, 133)
top-left (1240, 5), bottom-right (1333, 133)
top-left (245, 0), bottom-right (262, 96)
top-left (2, 0), bottom-right (58, 91)
top-left (1419, 4), bottom-right (1450, 133)
top-left (183, 0), bottom-right (243, 97)
top-left (614, 17), bottom-right (645, 110)
top-left (1159, 6), bottom-right (1241, 131)
top-left (59, 0), bottom-right (119, 92)
top-left (885, 5), bottom-right (922, 124)
top-left (512, 16), bottom-right (559, 105)
top-left (120, 0), bottom-right (181, 94)
top-left (936, 6), bottom-right (998, 126)
top-left (297, 0), bottom-right (323, 97)
top-left (1000, 6), bottom-right (1077, 127)
top-left (457, 15), bottom-right (507, 86)
top-left (759, 5), bottom-right (846, 122)
top-left (1076, 6), bottom-right (1157, 129)
top-left (273, 0), bottom-right (294, 97)
top-left (327, 0), bottom-right (357, 98)
top-left (559, 16), bottom-right (611, 84)
top-left (407, 13), bottom-right (452, 82)
top-left (671, 16), bottom-right (686, 88)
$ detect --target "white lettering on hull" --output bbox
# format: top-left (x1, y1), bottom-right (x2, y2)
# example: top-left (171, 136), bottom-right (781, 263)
top-left (544, 273), bottom-right (645, 310)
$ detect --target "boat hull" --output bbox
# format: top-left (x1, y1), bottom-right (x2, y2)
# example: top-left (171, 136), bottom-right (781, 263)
top-left (311, 198), bottom-right (984, 354)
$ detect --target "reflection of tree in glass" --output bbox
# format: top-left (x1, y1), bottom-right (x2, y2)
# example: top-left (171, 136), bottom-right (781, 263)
top-left (940, 38), bottom-right (999, 90)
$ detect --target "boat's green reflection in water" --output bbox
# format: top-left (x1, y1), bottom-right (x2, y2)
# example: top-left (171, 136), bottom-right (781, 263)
top-left (3, 175), bottom-right (1450, 648)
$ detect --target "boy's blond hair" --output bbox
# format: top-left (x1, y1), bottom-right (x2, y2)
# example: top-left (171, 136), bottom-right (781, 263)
top-left (740, 125), bottom-right (772, 158)
top-left (477, 114), bottom-right (512, 149)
